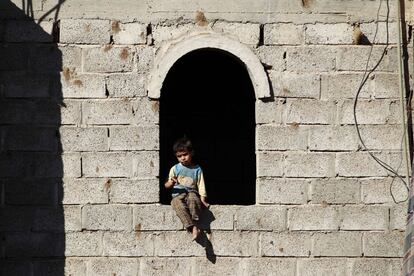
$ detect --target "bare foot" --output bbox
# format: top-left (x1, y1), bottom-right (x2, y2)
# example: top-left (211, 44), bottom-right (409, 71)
top-left (191, 225), bottom-right (200, 241)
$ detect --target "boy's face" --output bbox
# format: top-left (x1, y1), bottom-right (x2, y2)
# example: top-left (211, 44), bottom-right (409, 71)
top-left (175, 150), bottom-right (192, 166)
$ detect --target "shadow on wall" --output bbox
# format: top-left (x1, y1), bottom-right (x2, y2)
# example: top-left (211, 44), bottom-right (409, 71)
top-left (0, 1), bottom-right (66, 275)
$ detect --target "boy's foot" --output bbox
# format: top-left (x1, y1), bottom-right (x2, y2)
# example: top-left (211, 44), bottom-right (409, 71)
top-left (191, 226), bottom-right (200, 241)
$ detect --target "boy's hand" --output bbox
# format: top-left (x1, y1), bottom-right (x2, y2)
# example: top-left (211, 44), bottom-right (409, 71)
top-left (165, 176), bottom-right (177, 189)
top-left (201, 196), bottom-right (210, 209)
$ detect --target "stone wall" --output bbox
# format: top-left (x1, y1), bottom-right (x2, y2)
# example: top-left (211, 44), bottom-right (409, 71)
top-left (0, 0), bottom-right (412, 275)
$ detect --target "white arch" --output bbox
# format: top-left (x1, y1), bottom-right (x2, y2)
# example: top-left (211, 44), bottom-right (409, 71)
top-left (147, 30), bottom-right (271, 99)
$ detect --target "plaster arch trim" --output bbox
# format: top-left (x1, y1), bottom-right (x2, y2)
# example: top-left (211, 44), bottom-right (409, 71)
top-left (147, 31), bottom-right (271, 99)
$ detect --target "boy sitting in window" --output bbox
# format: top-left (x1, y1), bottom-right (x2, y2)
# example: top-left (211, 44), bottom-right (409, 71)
top-left (164, 137), bottom-right (210, 240)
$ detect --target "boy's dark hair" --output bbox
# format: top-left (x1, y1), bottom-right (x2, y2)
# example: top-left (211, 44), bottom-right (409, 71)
top-left (173, 137), bottom-right (194, 154)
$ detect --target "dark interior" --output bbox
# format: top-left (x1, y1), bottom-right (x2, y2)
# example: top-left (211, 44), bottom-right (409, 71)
top-left (159, 49), bottom-right (256, 205)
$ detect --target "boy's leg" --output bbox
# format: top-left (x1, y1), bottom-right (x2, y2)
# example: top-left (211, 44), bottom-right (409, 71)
top-left (171, 193), bottom-right (193, 229)
top-left (187, 192), bottom-right (202, 222)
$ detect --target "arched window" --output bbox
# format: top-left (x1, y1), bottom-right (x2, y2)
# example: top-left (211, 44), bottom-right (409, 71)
top-left (159, 49), bottom-right (256, 205)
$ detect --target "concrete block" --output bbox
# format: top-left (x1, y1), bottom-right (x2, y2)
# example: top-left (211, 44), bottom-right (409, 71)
top-left (288, 206), bottom-right (340, 230)
top-left (4, 178), bottom-right (57, 205)
top-left (61, 73), bottom-right (106, 99)
top-left (256, 125), bottom-right (308, 150)
top-left (60, 19), bottom-right (110, 44)
top-left (390, 259), bottom-right (403, 276)
top-left (28, 45), bottom-right (61, 72)
top-left (336, 46), bottom-right (398, 72)
top-left (340, 205), bottom-right (389, 230)
top-left (5, 20), bottom-right (53, 42)
top-left (36, 153), bottom-right (81, 178)
top-left (2, 71), bottom-right (51, 98)
top-left (153, 231), bottom-right (205, 256)
top-left (286, 46), bottom-right (336, 72)
top-left (305, 23), bottom-right (353, 44)
top-left (320, 73), bottom-right (371, 100)
top-left (297, 258), bottom-right (348, 276)
top-left (255, 99), bottom-right (284, 124)
top-left (66, 232), bottom-right (102, 256)
top-left (242, 258), bottom-right (296, 276)
top-left (285, 99), bottom-right (336, 124)
top-left (199, 205), bottom-right (235, 230)
top-left (360, 22), bottom-right (399, 45)
top-left (390, 203), bottom-right (407, 230)
top-left (112, 21), bottom-right (147, 44)
top-left (336, 152), bottom-right (390, 177)
top-left (359, 125), bottom-right (403, 150)
top-left (61, 46), bottom-right (82, 69)
top-left (310, 178), bottom-right (360, 204)
top-left (109, 126), bottom-right (159, 150)
top-left (33, 206), bottom-right (81, 232)
top-left (60, 127), bottom-right (108, 152)
top-left (3, 126), bottom-right (58, 152)
top-left (255, 46), bottom-right (286, 70)
top-left (132, 151), bottom-right (159, 178)
top-left (212, 22), bottom-right (260, 45)
top-left (110, 179), bottom-right (159, 203)
top-left (87, 258), bottom-right (138, 276)
top-left (62, 178), bottom-right (108, 204)
top-left (264, 23), bottom-right (303, 45)
top-left (269, 71), bottom-right (320, 98)
top-left (83, 46), bottom-right (134, 73)
top-left (103, 232), bottom-right (154, 257)
top-left (136, 46), bottom-right (154, 73)
top-left (139, 258), bottom-right (192, 276)
top-left (363, 231), bottom-right (404, 257)
top-left (308, 126), bottom-right (358, 151)
top-left (285, 152), bottom-right (336, 178)
top-left (33, 260), bottom-right (70, 276)
top-left (0, 44), bottom-right (27, 71)
top-left (152, 24), bottom-right (194, 43)
top-left (106, 73), bottom-right (146, 97)
top-left (194, 258), bottom-right (242, 276)
top-left (133, 205), bottom-right (182, 231)
top-left (82, 205), bottom-right (132, 231)
top-left (257, 178), bottom-right (308, 204)
top-left (372, 73), bottom-right (399, 98)
top-left (349, 258), bottom-right (394, 276)
top-left (82, 99), bottom-right (134, 125)
top-left (1, 261), bottom-right (32, 276)
top-left (61, 100), bottom-right (82, 125)
top-left (0, 207), bottom-right (34, 231)
top-left (5, 232), bottom-right (64, 257)
top-left (82, 152), bottom-right (132, 177)
top-left (132, 98), bottom-right (159, 125)
top-left (209, 231), bottom-right (259, 257)
top-left (313, 232), bottom-right (362, 257)
top-left (361, 178), bottom-right (407, 204)
top-left (256, 152), bottom-right (283, 177)
top-left (235, 206), bottom-right (286, 231)
top-left (261, 232), bottom-right (312, 257)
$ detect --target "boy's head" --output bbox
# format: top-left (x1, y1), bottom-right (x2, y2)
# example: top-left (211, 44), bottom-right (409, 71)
top-left (173, 137), bottom-right (194, 166)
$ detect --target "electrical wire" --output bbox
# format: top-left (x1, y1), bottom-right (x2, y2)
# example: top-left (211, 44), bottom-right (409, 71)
top-left (353, 0), bottom-right (409, 204)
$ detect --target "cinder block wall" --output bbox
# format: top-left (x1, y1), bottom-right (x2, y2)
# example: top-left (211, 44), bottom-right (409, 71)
top-left (1, 0), bottom-right (413, 275)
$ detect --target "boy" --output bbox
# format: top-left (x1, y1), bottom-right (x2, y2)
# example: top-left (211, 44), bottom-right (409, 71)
top-left (165, 137), bottom-right (209, 240)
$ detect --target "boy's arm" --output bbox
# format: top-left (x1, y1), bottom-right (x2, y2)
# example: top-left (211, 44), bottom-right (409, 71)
top-left (164, 167), bottom-right (177, 189)
top-left (198, 170), bottom-right (210, 208)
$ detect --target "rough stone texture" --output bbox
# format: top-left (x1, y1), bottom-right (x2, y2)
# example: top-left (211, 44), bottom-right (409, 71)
top-left (264, 24), bottom-right (304, 45)
top-left (269, 71), bottom-right (320, 98)
top-left (256, 152), bottom-right (283, 177)
top-left (61, 73), bottom-right (106, 99)
top-left (66, 232), bottom-right (103, 256)
top-left (288, 206), bottom-right (340, 231)
top-left (212, 22), bottom-right (260, 45)
top-left (106, 73), bottom-right (147, 97)
top-left (285, 152), bottom-right (336, 178)
top-left (257, 178), bottom-right (308, 204)
top-left (60, 19), bottom-right (111, 44)
top-left (255, 46), bottom-right (286, 71)
top-left (305, 23), bottom-right (353, 44)
top-left (112, 22), bottom-right (147, 45)
top-left (363, 231), bottom-right (404, 257)
top-left (310, 178), bottom-right (360, 204)
top-left (235, 206), bottom-right (286, 231)
top-left (340, 205), bottom-right (389, 230)
top-left (308, 126), bottom-right (358, 151)
top-left (361, 177), bottom-right (408, 204)
top-left (286, 46), bottom-right (336, 72)
top-left (256, 125), bottom-right (307, 150)
top-left (61, 178), bottom-right (108, 204)
top-left (83, 46), bottom-right (134, 73)
top-left (82, 99), bottom-right (134, 125)
top-left (261, 232), bottom-right (312, 257)
top-left (82, 205), bottom-right (132, 231)
top-left (297, 258), bottom-right (348, 276)
top-left (313, 232), bottom-right (362, 257)
top-left (60, 127), bottom-right (108, 152)
top-left (133, 204), bottom-right (182, 231)
top-left (109, 126), bottom-right (159, 150)
top-left (87, 258), bottom-right (138, 276)
top-left (110, 179), bottom-right (159, 203)
top-left (103, 232), bottom-right (154, 257)
top-left (82, 152), bottom-right (132, 177)
top-left (255, 99), bottom-right (284, 124)
top-left (285, 99), bottom-right (336, 124)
